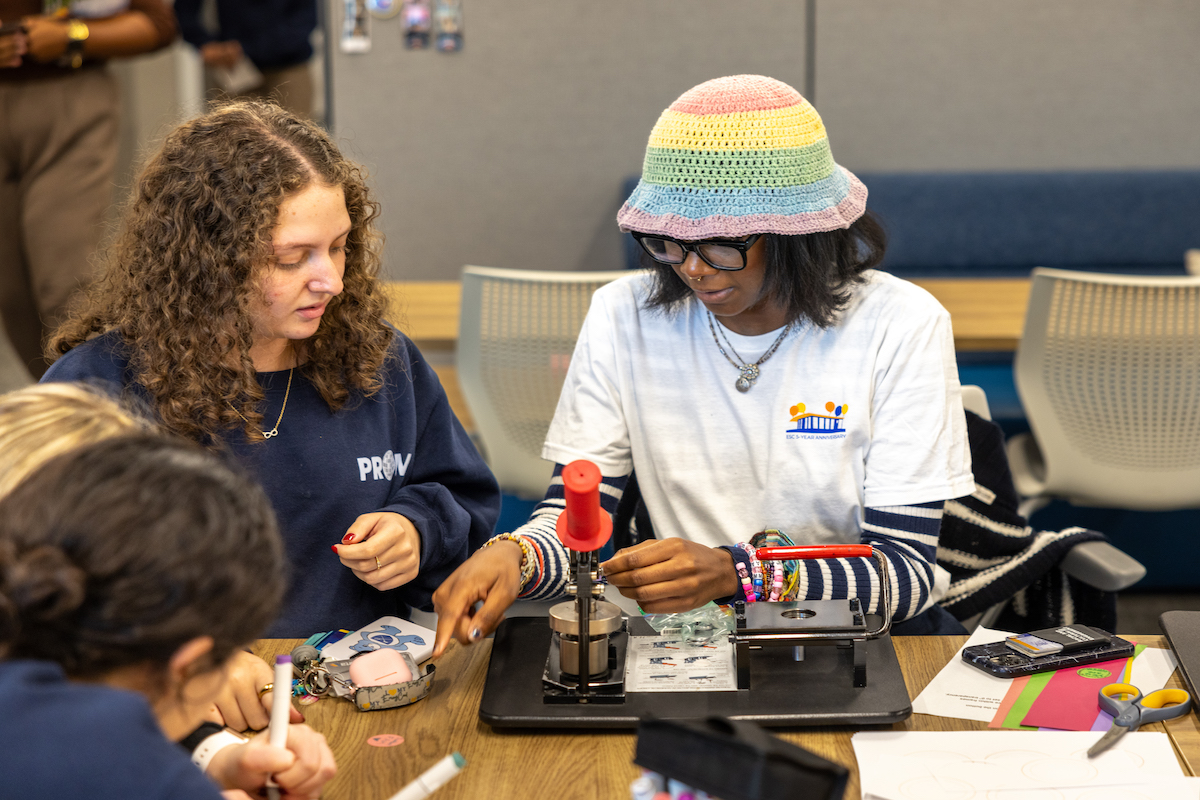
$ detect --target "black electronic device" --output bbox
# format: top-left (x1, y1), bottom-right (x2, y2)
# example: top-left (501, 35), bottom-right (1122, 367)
top-left (1160, 610), bottom-right (1200, 705)
top-left (634, 717), bottom-right (848, 800)
top-left (962, 626), bottom-right (1134, 678)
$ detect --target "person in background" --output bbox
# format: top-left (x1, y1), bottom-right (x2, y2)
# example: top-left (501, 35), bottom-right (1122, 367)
top-left (174, 0), bottom-right (317, 118)
top-left (0, 434), bottom-right (338, 799)
top-left (0, 383), bottom-right (337, 798)
top-left (43, 99), bottom-right (500, 729)
top-left (0, 0), bottom-right (176, 379)
top-left (433, 74), bottom-right (975, 654)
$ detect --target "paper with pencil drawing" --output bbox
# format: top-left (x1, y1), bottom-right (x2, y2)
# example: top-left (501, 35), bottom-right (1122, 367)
top-left (852, 731), bottom-right (1199, 799)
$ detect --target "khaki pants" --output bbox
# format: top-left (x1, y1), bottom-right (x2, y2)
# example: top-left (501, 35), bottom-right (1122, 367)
top-left (0, 69), bottom-right (118, 376)
top-left (208, 60), bottom-right (314, 120)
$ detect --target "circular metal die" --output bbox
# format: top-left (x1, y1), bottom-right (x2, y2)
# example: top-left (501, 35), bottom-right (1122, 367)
top-left (782, 608), bottom-right (817, 619)
top-left (549, 600), bottom-right (623, 677)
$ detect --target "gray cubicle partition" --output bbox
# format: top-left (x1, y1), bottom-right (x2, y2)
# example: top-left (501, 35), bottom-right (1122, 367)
top-left (324, 0), bottom-right (1200, 283)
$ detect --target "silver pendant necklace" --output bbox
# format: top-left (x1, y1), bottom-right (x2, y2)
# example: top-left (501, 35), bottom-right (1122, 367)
top-left (706, 311), bottom-right (791, 393)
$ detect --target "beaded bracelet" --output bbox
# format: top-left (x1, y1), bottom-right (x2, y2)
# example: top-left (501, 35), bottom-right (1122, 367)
top-left (747, 547), bottom-right (764, 602)
top-left (483, 533), bottom-right (535, 590)
top-left (735, 561), bottom-right (755, 603)
top-left (750, 529), bottom-right (801, 602)
top-left (734, 543), bottom-right (760, 602)
top-left (769, 560), bottom-right (784, 602)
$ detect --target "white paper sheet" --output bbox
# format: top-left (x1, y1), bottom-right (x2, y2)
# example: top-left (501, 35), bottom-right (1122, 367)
top-left (852, 731), bottom-right (1197, 800)
top-left (624, 635), bottom-right (738, 692)
top-left (1127, 645), bottom-right (1181, 698)
top-left (911, 626), bottom-right (1017, 721)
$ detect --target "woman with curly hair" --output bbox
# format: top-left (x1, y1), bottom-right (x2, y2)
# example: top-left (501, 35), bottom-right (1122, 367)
top-left (433, 75), bottom-right (973, 653)
top-left (42, 100), bottom-right (500, 727)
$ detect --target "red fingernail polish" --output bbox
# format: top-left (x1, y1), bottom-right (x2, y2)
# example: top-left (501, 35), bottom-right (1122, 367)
top-left (342, 533), bottom-right (355, 543)
top-left (331, 544), bottom-right (338, 554)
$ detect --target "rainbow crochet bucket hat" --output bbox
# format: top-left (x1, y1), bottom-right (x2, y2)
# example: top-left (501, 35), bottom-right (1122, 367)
top-left (617, 74), bottom-right (867, 240)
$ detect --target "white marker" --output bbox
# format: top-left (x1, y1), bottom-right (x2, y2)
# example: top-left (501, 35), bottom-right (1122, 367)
top-left (265, 654), bottom-right (292, 800)
top-left (388, 752), bottom-right (467, 800)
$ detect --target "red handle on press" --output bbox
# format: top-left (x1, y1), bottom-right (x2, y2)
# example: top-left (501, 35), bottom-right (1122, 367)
top-left (555, 460), bottom-right (613, 552)
top-left (756, 545), bottom-right (874, 562)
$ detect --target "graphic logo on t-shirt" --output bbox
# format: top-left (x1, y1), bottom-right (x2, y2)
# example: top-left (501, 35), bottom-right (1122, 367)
top-left (357, 450), bottom-right (413, 482)
top-left (786, 401), bottom-right (847, 440)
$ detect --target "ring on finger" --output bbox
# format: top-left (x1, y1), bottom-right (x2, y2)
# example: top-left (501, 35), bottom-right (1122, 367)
top-left (257, 683), bottom-right (273, 699)
top-left (375, 556), bottom-right (381, 571)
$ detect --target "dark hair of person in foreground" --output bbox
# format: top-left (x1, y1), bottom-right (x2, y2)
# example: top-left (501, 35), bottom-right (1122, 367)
top-left (0, 434), bottom-right (285, 683)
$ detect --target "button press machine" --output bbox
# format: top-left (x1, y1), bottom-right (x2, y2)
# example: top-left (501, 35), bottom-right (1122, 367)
top-left (480, 460), bottom-right (911, 727)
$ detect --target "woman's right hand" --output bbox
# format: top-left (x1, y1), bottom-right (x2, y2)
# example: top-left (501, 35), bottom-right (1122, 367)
top-left (0, 22), bottom-right (27, 67)
top-left (432, 540), bottom-right (523, 658)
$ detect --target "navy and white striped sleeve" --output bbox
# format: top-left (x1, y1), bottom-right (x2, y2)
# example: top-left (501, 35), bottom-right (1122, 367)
top-left (507, 464), bottom-right (627, 601)
top-left (507, 472), bottom-right (941, 619)
top-left (792, 501), bottom-right (944, 621)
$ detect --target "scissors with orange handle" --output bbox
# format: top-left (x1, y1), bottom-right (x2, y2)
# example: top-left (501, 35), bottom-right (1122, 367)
top-left (1086, 683), bottom-right (1192, 757)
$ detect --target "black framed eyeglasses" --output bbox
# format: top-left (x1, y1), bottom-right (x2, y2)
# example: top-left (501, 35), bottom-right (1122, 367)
top-left (632, 232), bottom-right (762, 271)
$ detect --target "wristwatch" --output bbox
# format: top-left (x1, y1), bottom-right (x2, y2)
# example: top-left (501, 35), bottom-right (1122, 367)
top-left (61, 18), bottom-right (89, 69)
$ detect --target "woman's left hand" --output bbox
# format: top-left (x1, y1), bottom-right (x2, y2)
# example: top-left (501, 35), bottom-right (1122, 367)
top-left (601, 539), bottom-right (740, 613)
top-left (334, 512), bottom-right (422, 590)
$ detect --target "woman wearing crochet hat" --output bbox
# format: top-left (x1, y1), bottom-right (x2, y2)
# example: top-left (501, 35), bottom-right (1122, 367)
top-left (433, 74), bottom-right (974, 650)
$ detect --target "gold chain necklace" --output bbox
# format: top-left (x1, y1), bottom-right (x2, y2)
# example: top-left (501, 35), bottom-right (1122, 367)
top-left (235, 352), bottom-right (295, 439)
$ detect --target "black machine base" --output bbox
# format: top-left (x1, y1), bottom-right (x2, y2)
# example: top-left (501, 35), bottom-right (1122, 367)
top-left (542, 628), bottom-right (629, 704)
top-left (480, 617), bottom-right (912, 729)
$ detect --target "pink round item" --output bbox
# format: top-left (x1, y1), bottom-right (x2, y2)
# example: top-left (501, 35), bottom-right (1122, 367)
top-left (348, 648), bottom-right (413, 687)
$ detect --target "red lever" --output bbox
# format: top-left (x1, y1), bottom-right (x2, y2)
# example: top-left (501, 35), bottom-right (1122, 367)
top-left (555, 460), bottom-right (613, 552)
top-left (756, 545), bottom-right (874, 561)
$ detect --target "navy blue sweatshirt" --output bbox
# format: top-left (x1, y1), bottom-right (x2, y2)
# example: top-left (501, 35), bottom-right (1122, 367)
top-left (43, 330), bottom-right (500, 638)
top-left (0, 660), bottom-right (225, 800)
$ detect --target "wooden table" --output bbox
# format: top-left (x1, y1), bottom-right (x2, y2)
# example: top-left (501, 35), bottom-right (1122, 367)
top-left (255, 633), bottom-right (1193, 800)
top-left (383, 278), bottom-right (1032, 432)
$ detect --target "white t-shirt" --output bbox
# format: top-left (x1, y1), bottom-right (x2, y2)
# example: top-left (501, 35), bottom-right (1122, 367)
top-left (542, 269), bottom-right (975, 550)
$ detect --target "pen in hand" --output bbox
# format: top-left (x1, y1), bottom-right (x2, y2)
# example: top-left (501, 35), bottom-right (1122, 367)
top-left (265, 654), bottom-right (292, 800)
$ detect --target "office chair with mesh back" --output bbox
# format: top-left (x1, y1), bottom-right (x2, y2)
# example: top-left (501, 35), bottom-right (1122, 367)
top-left (1006, 268), bottom-right (1200, 518)
top-left (457, 266), bottom-right (632, 499)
